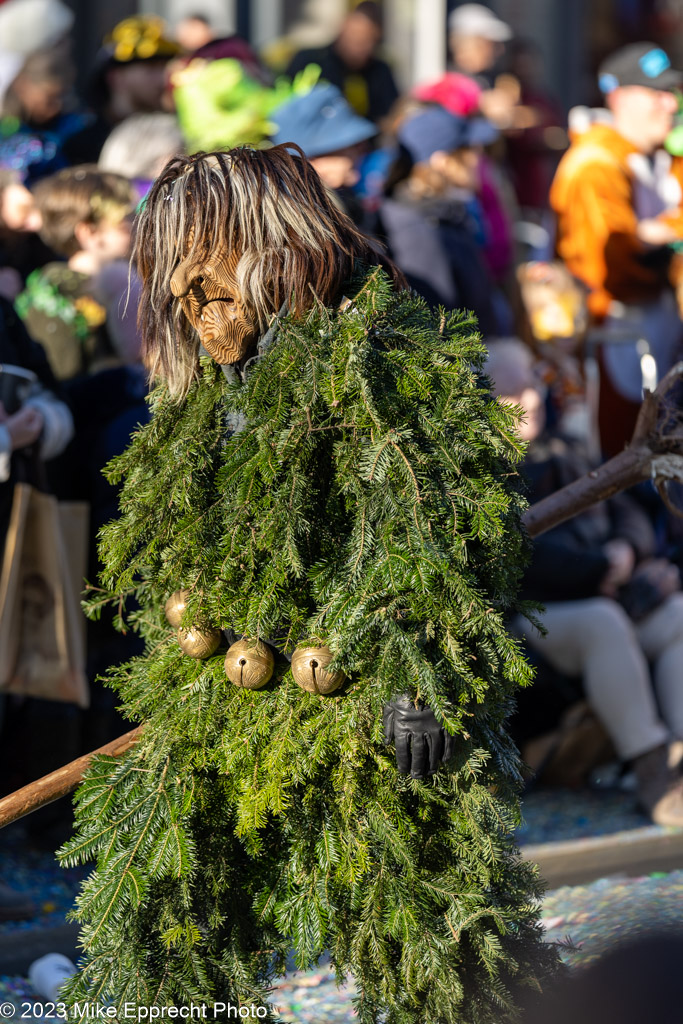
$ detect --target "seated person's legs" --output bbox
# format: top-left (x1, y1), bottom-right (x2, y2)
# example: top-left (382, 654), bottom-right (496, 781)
top-left (517, 596), bottom-right (683, 825)
top-left (519, 596), bottom-right (668, 761)
top-left (636, 592), bottom-right (683, 741)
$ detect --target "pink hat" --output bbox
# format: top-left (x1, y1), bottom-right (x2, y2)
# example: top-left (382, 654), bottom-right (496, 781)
top-left (413, 73), bottom-right (481, 117)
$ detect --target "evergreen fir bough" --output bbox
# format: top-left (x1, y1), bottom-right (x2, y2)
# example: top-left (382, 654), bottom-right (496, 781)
top-left (60, 270), bottom-right (558, 1022)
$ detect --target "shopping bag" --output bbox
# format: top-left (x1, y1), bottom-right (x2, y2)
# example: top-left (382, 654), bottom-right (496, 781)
top-left (58, 499), bottom-right (89, 671)
top-left (0, 483), bottom-right (89, 706)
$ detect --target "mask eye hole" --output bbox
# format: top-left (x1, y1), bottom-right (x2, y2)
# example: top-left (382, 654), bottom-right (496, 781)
top-left (189, 280), bottom-right (206, 310)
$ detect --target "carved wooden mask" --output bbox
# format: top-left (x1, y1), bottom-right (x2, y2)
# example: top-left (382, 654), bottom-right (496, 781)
top-left (169, 241), bottom-right (259, 365)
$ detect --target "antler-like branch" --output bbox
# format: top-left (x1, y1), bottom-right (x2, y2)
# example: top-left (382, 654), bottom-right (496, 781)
top-left (524, 362), bottom-right (683, 538)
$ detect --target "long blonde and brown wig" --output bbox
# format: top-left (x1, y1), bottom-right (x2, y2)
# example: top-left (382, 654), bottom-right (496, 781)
top-left (135, 144), bottom-right (404, 398)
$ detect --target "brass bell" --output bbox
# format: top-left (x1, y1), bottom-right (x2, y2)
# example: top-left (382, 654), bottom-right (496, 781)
top-left (178, 626), bottom-right (221, 659)
top-left (291, 646), bottom-right (345, 695)
top-left (165, 589), bottom-right (190, 627)
top-left (224, 639), bottom-right (274, 690)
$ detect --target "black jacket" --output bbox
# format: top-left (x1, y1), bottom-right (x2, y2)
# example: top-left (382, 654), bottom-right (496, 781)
top-left (0, 297), bottom-right (59, 389)
top-left (521, 433), bottom-right (655, 602)
top-left (287, 44), bottom-right (398, 122)
top-left (0, 297), bottom-right (68, 535)
top-left (378, 194), bottom-right (498, 334)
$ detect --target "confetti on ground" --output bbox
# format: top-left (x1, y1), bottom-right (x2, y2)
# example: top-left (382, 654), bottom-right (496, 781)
top-left (518, 785), bottom-right (651, 845)
top-left (541, 870), bottom-right (683, 969)
top-left (271, 970), bottom-right (359, 1022)
top-left (0, 975), bottom-right (36, 1016)
top-left (0, 824), bottom-right (88, 935)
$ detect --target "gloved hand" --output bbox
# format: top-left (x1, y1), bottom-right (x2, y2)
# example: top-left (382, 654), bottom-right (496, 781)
top-left (383, 696), bottom-right (455, 780)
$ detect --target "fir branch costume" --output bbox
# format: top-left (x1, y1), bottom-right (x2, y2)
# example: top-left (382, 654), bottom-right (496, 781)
top-left (59, 148), bottom-right (557, 1022)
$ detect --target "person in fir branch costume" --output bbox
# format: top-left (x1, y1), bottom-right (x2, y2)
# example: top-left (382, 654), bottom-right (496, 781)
top-left (58, 146), bottom-right (557, 1021)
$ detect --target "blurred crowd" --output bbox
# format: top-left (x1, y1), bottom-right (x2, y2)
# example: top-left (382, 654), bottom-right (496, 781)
top-left (4, 0), bottom-right (683, 917)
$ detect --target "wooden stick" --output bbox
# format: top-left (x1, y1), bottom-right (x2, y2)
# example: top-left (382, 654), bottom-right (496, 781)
top-left (523, 446), bottom-right (655, 537)
top-left (524, 361), bottom-right (683, 537)
top-left (3, 365), bottom-right (683, 830)
top-left (0, 726), bottom-right (142, 829)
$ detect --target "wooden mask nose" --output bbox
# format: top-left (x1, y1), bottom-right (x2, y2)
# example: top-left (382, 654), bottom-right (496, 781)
top-left (170, 257), bottom-right (194, 298)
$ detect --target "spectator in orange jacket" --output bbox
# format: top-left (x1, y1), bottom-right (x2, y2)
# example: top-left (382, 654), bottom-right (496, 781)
top-left (550, 43), bottom-right (683, 455)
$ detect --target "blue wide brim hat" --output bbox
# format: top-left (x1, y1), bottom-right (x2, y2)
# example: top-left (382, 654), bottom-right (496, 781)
top-left (271, 83), bottom-right (377, 158)
top-left (398, 106), bottom-right (498, 164)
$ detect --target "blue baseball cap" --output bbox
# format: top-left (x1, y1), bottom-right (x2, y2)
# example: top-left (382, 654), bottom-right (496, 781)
top-left (271, 83), bottom-right (377, 158)
top-left (397, 106), bottom-right (498, 164)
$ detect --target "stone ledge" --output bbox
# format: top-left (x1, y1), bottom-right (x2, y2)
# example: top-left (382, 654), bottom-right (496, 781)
top-left (523, 824), bottom-right (683, 888)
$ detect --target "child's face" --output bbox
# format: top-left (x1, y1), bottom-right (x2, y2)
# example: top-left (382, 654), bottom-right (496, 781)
top-left (500, 385), bottom-right (546, 443)
top-left (12, 77), bottom-right (65, 124)
top-left (442, 147), bottom-right (481, 191)
top-left (310, 153), bottom-right (356, 191)
top-left (1, 183), bottom-right (42, 233)
top-left (86, 216), bottom-right (133, 261)
top-left (108, 62), bottom-right (169, 114)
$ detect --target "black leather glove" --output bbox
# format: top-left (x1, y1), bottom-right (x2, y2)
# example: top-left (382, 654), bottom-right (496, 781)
top-left (383, 696), bottom-right (455, 780)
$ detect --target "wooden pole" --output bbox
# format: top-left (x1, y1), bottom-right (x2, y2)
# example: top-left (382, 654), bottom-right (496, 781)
top-left (2, 366), bottom-right (683, 831)
top-left (413, 0), bottom-right (447, 87)
top-left (0, 727), bottom-right (142, 829)
top-left (524, 361), bottom-right (683, 537)
top-left (523, 446), bottom-right (654, 538)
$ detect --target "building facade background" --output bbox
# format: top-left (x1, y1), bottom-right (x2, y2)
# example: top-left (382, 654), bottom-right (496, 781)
top-left (64, 0), bottom-right (683, 114)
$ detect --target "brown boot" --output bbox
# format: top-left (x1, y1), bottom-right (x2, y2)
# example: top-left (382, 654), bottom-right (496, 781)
top-left (633, 744), bottom-right (683, 827)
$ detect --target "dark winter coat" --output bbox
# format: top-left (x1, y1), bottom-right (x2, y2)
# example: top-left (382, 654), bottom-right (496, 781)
top-left (378, 193), bottom-right (498, 334)
top-left (0, 297), bottom-right (67, 533)
top-left (521, 433), bottom-right (656, 602)
top-left (287, 44), bottom-right (398, 122)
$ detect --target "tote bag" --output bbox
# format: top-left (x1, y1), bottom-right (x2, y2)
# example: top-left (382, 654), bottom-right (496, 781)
top-left (0, 482), bottom-right (89, 706)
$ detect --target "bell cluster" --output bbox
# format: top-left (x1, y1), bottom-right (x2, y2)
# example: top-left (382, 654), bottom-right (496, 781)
top-left (163, 590), bottom-right (345, 695)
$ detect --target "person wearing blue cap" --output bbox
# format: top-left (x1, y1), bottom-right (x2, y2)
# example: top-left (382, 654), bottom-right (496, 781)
top-left (396, 103), bottom-right (498, 186)
top-left (271, 83), bottom-right (377, 224)
top-left (378, 104), bottom-right (502, 334)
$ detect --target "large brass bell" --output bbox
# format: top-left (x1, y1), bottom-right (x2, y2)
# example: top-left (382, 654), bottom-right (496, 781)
top-left (178, 626), bottom-right (221, 659)
top-left (224, 639), bottom-right (274, 690)
top-left (291, 646), bottom-right (345, 695)
top-left (165, 589), bottom-right (190, 627)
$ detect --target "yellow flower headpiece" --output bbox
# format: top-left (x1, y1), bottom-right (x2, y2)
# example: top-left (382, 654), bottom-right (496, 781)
top-left (105, 16), bottom-right (181, 64)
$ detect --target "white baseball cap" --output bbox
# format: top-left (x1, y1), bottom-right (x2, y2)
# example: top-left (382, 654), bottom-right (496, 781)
top-left (448, 4), bottom-right (512, 42)
top-left (0, 0), bottom-right (74, 56)
top-left (0, 50), bottom-right (24, 108)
